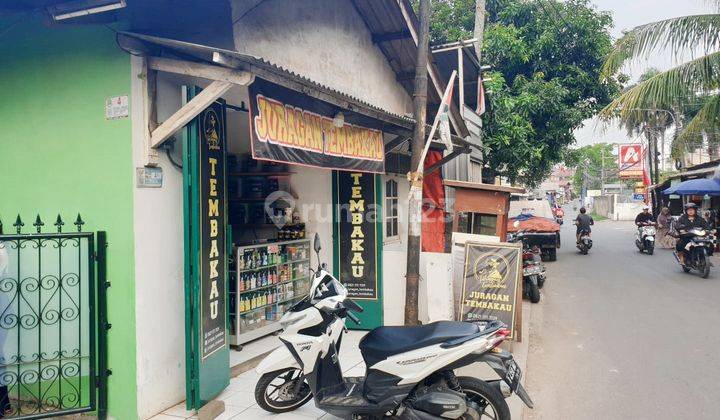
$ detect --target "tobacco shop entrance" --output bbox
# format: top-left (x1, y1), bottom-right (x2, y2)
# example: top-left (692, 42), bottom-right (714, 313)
top-left (121, 33), bottom-right (420, 409)
top-left (182, 77), bottom-right (402, 408)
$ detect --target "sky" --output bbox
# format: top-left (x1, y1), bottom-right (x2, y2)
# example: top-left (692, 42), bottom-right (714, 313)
top-left (572, 0), bottom-right (715, 149)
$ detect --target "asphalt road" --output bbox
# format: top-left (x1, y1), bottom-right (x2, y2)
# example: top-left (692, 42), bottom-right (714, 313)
top-left (523, 209), bottom-right (720, 420)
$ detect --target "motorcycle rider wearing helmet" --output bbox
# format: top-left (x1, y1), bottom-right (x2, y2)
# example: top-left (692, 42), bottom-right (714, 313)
top-left (575, 207), bottom-right (594, 243)
top-left (635, 206), bottom-right (655, 227)
top-left (675, 203), bottom-right (709, 264)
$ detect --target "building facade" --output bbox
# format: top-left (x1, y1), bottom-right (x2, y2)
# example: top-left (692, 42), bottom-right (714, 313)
top-left (0, 1), bottom-right (485, 418)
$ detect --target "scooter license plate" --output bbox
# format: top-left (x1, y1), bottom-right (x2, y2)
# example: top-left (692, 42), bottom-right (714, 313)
top-left (504, 359), bottom-right (522, 391)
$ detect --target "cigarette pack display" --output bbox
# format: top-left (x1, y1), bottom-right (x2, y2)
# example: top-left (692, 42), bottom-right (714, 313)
top-left (230, 238), bottom-right (311, 346)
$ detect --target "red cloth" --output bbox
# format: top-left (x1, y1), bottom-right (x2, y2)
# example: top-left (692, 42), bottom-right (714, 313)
top-left (507, 216), bottom-right (561, 233)
top-left (422, 150), bottom-right (446, 252)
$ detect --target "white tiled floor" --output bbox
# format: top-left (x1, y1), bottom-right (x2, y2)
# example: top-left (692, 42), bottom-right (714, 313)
top-left (151, 331), bottom-right (367, 420)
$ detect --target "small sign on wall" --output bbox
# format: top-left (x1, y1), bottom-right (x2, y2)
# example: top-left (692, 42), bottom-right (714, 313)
top-left (105, 95), bottom-right (129, 119)
top-left (136, 167), bottom-right (163, 188)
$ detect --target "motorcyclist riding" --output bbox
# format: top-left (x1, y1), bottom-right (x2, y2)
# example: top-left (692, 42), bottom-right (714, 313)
top-left (575, 207), bottom-right (594, 243)
top-left (675, 203), bottom-right (708, 265)
top-left (635, 206), bottom-right (655, 227)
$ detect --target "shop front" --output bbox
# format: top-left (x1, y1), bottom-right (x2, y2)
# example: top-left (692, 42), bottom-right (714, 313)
top-left (119, 31), bottom-right (425, 412)
top-left (183, 78), bottom-right (400, 408)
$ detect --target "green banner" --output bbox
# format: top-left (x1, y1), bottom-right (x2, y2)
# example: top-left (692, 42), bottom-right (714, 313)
top-left (332, 171), bottom-right (383, 329)
top-left (183, 88), bottom-right (230, 409)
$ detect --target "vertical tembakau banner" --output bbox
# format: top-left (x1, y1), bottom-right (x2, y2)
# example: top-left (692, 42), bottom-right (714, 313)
top-left (333, 171), bottom-right (383, 329)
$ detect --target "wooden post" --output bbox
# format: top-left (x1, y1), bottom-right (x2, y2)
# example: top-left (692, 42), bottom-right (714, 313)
top-left (404, 0), bottom-right (431, 326)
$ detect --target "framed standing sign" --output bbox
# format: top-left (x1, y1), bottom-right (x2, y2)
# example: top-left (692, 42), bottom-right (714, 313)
top-left (458, 242), bottom-right (522, 339)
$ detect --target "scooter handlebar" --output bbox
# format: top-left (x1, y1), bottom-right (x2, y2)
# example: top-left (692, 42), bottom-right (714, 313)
top-left (346, 310), bottom-right (361, 325)
top-left (344, 298), bottom-right (364, 313)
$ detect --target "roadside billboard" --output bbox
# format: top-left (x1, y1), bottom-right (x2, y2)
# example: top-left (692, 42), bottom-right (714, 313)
top-left (618, 144), bottom-right (644, 179)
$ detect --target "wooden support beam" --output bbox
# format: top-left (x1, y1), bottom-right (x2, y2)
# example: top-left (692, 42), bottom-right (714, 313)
top-left (150, 80), bottom-right (233, 149)
top-left (398, 0), bottom-right (470, 139)
top-left (372, 30), bottom-right (412, 44)
top-left (385, 136), bottom-right (410, 154)
top-left (147, 56), bottom-right (254, 86)
top-left (423, 148), bottom-right (470, 176)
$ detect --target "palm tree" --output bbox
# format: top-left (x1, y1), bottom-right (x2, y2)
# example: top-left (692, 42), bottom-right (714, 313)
top-left (600, 2), bottom-right (720, 159)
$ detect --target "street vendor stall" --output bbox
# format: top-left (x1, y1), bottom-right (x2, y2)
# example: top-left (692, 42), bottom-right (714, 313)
top-left (444, 180), bottom-right (525, 240)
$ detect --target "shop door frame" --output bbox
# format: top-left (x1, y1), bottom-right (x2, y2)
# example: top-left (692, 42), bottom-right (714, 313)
top-left (182, 86), bottom-right (230, 409)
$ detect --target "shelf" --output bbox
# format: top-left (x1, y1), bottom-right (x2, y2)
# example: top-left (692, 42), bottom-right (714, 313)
top-left (228, 171), bottom-right (294, 177)
top-left (238, 258), bottom-right (309, 274)
top-left (230, 321), bottom-right (283, 346)
top-left (238, 276), bottom-right (309, 295)
top-left (235, 238), bottom-right (310, 250)
top-left (238, 295), bottom-right (304, 315)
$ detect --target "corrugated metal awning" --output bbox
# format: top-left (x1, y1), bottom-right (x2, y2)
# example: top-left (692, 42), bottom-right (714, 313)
top-left (117, 31), bottom-right (416, 135)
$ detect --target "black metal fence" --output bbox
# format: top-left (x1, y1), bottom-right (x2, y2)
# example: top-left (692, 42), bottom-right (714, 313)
top-left (0, 214), bottom-right (108, 419)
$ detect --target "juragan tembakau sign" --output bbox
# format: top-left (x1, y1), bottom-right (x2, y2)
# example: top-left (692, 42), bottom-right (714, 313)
top-left (199, 104), bottom-right (227, 360)
top-left (249, 78), bottom-right (385, 173)
top-left (459, 242), bottom-right (522, 337)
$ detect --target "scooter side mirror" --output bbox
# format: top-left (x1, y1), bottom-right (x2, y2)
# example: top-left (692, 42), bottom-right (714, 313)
top-left (314, 232), bottom-right (322, 253)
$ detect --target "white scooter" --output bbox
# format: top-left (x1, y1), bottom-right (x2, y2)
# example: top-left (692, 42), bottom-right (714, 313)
top-left (254, 234), bottom-right (533, 419)
top-left (635, 222), bottom-right (656, 255)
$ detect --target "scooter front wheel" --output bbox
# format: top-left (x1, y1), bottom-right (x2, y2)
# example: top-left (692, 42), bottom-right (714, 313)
top-left (255, 368), bottom-right (312, 413)
top-left (700, 255), bottom-right (711, 279)
top-left (458, 376), bottom-right (510, 420)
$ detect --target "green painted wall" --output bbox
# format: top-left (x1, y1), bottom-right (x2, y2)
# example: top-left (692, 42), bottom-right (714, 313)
top-left (0, 18), bottom-right (138, 419)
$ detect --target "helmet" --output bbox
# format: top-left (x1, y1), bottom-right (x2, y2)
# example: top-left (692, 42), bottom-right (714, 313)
top-left (642, 206), bottom-right (650, 211)
top-left (684, 203), bottom-right (697, 210)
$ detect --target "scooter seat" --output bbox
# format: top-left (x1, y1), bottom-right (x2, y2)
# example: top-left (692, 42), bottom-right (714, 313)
top-left (359, 321), bottom-right (480, 367)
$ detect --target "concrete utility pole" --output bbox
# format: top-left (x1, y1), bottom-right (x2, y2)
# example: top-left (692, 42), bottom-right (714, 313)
top-left (404, 0), bottom-right (430, 326)
top-left (473, 0), bottom-right (486, 179)
top-left (473, 0), bottom-right (486, 61)
top-left (600, 148), bottom-right (605, 195)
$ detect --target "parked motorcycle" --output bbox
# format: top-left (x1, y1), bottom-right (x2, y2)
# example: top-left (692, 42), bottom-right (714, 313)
top-left (509, 232), bottom-right (546, 303)
top-left (674, 228), bottom-right (715, 278)
top-left (635, 222), bottom-right (656, 255)
top-left (254, 234), bottom-right (534, 419)
top-left (577, 228), bottom-right (592, 255)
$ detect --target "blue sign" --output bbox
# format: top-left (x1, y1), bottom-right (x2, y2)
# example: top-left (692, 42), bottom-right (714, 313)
top-left (632, 193), bottom-right (645, 201)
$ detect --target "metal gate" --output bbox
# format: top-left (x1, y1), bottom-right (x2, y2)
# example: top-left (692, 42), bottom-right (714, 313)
top-left (0, 214), bottom-right (108, 419)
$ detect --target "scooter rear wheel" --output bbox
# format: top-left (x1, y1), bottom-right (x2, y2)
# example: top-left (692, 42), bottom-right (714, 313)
top-left (528, 279), bottom-right (541, 303)
top-left (458, 376), bottom-right (510, 420)
top-left (255, 368), bottom-right (312, 413)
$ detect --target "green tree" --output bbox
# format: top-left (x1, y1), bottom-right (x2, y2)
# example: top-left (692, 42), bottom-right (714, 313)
top-left (425, 0), bottom-right (620, 186)
top-left (564, 143), bottom-right (619, 193)
top-left (600, 1), bottom-right (720, 159)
